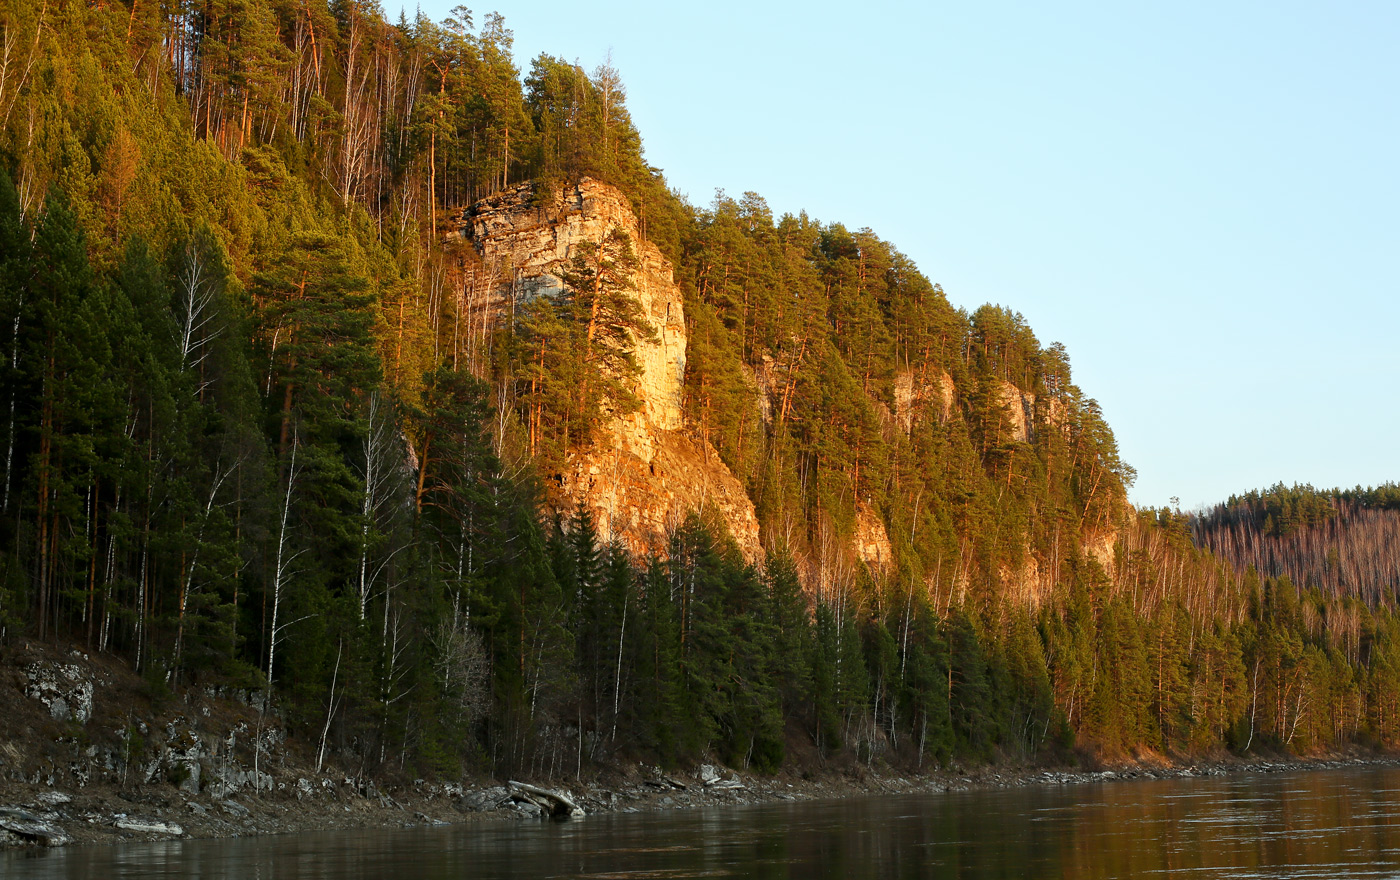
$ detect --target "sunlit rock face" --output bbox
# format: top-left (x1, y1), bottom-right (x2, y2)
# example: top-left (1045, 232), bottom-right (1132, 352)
top-left (892, 368), bottom-right (955, 432)
top-left (464, 179), bottom-right (761, 560)
top-left (462, 180), bottom-right (1124, 584)
top-left (468, 179), bottom-right (686, 434)
top-left (853, 503), bottom-right (893, 574)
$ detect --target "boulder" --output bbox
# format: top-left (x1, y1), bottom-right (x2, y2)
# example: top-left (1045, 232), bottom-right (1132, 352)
top-left (0, 807), bottom-right (70, 846)
top-left (34, 791), bottom-right (72, 808)
top-left (460, 787), bottom-right (511, 812)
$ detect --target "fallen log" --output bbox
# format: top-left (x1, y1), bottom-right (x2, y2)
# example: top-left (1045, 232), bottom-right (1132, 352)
top-left (508, 781), bottom-right (586, 818)
top-left (114, 817), bottom-right (185, 836)
top-left (707, 779), bottom-right (745, 791)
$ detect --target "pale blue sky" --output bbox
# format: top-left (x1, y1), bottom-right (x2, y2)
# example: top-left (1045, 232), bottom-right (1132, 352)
top-left (413, 0), bottom-right (1399, 511)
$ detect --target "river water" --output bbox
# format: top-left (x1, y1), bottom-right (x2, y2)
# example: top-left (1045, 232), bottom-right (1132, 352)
top-left (6, 766), bottom-right (1400, 878)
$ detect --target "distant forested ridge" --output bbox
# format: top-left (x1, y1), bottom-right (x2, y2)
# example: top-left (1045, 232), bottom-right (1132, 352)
top-left (2, 0), bottom-right (1399, 784)
top-left (1193, 483), bottom-right (1400, 603)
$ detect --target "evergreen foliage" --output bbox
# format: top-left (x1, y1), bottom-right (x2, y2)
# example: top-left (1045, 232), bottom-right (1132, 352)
top-left (0, 0), bottom-right (1394, 785)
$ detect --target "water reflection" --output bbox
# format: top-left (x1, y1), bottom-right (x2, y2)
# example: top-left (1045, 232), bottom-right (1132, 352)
top-left (6, 767), bottom-right (1400, 878)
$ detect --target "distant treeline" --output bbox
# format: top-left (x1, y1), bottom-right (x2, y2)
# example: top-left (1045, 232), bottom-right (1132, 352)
top-left (1193, 483), bottom-right (1400, 603)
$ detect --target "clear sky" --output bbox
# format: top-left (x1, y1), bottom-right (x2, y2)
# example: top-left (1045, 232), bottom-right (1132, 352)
top-left (412, 0), bottom-right (1400, 512)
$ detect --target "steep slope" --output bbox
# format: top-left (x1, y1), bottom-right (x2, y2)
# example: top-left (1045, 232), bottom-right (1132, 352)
top-left (458, 182), bottom-right (1128, 594)
top-left (461, 179), bottom-right (762, 558)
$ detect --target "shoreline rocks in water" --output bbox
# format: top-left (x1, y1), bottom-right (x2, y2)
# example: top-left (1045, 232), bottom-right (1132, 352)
top-left (0, 807), bottom-right (71, 847)
top-left (4, 753), bottom-right (1399, 849)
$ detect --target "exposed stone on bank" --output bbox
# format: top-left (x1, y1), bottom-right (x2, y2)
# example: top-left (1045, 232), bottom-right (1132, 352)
top-left (25, 657), bottom-right (98, 725)
top-left (0, 806), bottom-right (71, 846)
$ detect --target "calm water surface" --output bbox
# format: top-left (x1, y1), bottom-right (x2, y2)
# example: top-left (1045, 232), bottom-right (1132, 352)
top-left (6, 766), bottom-right (1400, 878)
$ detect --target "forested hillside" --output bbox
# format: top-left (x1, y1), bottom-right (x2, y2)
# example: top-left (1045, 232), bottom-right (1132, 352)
top-left (1194, 484), bottom-right (1400, 604)
top-left (2, 0), bottom-right (1399, 786)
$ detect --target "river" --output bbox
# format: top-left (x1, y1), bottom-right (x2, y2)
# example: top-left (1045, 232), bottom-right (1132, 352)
top-left (5, 765), bottom-right (1400, 878)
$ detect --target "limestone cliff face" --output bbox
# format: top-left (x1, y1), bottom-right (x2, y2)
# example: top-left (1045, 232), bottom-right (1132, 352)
top-left (463, 179), bottom-right (762, 559)
top-left (1081, 528), bottom-right (1119, 578)
top-left (890, 368), bottom-right (1120, 600)
top-left (999, 554), bottom-right (1045, 607)
top-left (995, 380), bottom-right (1036, 444)
top-left (467, 179), bottom-right (686, 433)
top-left (853, 503), bottom-right (894, 573)
top-left (459, 180), bottom-right (1124, 586)
top-left (892, 368), bottom-right (955, 432)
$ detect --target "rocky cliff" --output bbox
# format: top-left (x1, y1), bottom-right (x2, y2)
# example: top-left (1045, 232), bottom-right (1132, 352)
top-left (458, 180), bottom-right (1126, 590)
top-left (462, 180), bottom-right (762, 559)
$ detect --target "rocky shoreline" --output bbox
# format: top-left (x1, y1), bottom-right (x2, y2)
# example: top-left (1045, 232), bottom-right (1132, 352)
top-left (4, 753), bottom-right (1398, 850)
top-left (4, 642), bottom-right (1397, 851)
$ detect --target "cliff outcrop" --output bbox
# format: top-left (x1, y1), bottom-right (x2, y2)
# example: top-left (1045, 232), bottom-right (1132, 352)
top-left (892, 368), bottom-right (955, 432)
top-left (458, 180), bottom-right (1126, 586)
top-left (462, 180), bottom-right (762, 559)
top-left (995, 380), bottom-right (1037, 444)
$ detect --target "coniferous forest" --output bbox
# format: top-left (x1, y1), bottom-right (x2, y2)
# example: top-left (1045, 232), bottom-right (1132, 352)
top-left (2, 0), bottom-right (1400, 785)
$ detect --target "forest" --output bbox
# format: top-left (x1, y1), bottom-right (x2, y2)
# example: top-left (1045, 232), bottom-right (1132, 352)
top-left (1193, 483), bottom-right (1400, 606)
top-left (2, 0), bottom-right (1400, 784)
